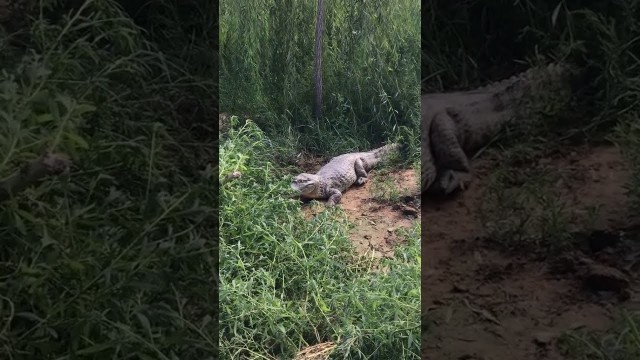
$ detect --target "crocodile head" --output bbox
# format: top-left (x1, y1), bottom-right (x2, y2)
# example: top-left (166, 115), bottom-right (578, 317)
top-left (291, 173), bottom-right (323, 197)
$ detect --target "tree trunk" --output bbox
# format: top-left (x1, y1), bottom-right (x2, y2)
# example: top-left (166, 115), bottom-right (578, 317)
top-left (313, 0), bottom-right (325, 120)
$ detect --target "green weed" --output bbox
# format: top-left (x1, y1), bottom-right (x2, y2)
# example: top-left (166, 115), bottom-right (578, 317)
top-left (479, 162), bottom-right (575, 254)
top-left (558, 311), bottom-right (640, 359)
top-left (369, 176), bottom-right (403, 203)
top-left (611, 115), bottom-right (640, 215)
top-left (369, 172), bottom-right (417, 204)
top-left (0, 1), bottom-right (216, 358)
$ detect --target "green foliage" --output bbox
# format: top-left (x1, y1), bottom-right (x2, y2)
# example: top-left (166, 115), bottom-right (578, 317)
top-left (559, 311), bottom-right (640, 359)
top-left (480, 164), bottom-right (577, 253)
top-left (611, 114), bottom-right (640, 214)
top-left (220, 0), bottom-right (420, 154)
top-left (423, 0), bottom-right (640, 89)
top-left (369, 172), bottom-right (416, 203)
top-left (0, 0), bottom-right (216, 358)
top-left (219, 120), bottom-right (420, 359)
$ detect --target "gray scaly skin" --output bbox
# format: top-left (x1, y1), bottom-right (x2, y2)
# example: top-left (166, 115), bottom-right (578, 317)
top-left (422, 63), bottom-right (572, 195)
top-left (291, 143), bottom-right (399, 205)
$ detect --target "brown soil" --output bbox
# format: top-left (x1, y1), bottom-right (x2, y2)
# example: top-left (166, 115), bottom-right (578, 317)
top-left (296, 154), bottom-right (420, 260)
top-left (422, 145), bottom-right (640, 360)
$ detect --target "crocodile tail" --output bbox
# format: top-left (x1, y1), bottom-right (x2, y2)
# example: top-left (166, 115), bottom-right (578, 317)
top-left (477, 62), bottom-right (575, 98)
top-left (519, 62), bottom-right (573, 88)
top-left (371, 143), bottom-right (400, 159)
top-left (494, 62), bottom-right (574, 105)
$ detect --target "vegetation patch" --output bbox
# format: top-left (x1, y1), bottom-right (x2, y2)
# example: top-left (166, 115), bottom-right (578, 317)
top-left (220, 0), bottom-right (420, 154)
top-left (558, 311), bottom-right (640, 359)
top-left (0, 1), bottom-right (216, 358)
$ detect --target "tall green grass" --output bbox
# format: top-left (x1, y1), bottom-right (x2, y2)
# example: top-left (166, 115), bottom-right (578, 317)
top-left (423, 0), bottom-right (640, 110)
top-left (220, 0), bottom-right (420, 154)
top-left (0, 1), bottom-right (216, 358)
top-left (219, 119), bottom-right (420, 359)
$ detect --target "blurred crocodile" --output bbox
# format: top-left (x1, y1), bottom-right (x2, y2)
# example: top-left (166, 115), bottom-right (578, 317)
top-left (291, 143), bottom-right (399, 205)
top-left (422, 63), bottom-right (573, 195)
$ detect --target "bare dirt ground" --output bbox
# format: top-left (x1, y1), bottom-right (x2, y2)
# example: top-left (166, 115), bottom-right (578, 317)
top-left (296, 154), bottom-right (420, 259)
top-left (422, 145), bottom-right (640, 360)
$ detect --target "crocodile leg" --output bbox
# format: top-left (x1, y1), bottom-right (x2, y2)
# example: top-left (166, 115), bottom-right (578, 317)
top-left (354, 158), bottom-right (369, 185)
top-left (431, 169), bottom-right (472, 195)
top-left (421, 116), bottom-right (437, 192)
top-left (326, 188), bottom-right (343, 206)
top-left (428, 111), bottom-right (472, 194)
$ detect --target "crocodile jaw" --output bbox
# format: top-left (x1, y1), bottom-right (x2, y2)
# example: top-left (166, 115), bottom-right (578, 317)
top-left (291, 173), bottom-right (322, 198)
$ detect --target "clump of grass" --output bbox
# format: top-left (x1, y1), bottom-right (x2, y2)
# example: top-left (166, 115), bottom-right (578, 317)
top-left (558, 311), bottom-right (640, 359)
top-left (219, 121), bottom-right (420, 359)
top-left (611, 114), bottom-right (640, 215)
top-left (370, 176), bottom-right (404, 203)
top-left (369, 168), bottom-right (418, 204)
top-left (0, 1), bottom-right (216, 358)
top-left (220, 0), bottom-right (420, 155)
top-left (479, 162), bottom-right (576, 254)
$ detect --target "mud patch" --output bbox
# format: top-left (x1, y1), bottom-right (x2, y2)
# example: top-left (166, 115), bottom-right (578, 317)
top-left (423, 146), bottom-right (640, 360)
top-left (302, 168), bottom-right (420, 259)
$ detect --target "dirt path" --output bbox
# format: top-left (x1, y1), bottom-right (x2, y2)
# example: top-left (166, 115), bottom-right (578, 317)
top-left (422, 145), bottom-right (640, 359)
top-left (340, 169), bottom-right (420, 258)
top-left (296, 154), bottom-right (420, 259)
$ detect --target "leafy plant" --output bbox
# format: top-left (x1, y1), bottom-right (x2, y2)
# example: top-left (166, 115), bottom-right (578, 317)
top-left (0, 1), bottom-right (217, 358)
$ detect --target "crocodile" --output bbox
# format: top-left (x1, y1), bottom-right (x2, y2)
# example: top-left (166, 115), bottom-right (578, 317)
top-left (422, 63), bottom-right (573, 195)
top-left (291, 143), bottom-right (399, 205)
